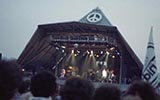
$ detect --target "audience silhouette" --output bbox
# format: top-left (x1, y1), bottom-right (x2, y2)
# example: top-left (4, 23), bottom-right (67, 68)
top-left (29, 71), bottom-right (57, 100)
top-left (0, 59), bottom-right (22, 100)
top-left (60, 77), bottom-right (95, 100)
top-left (93, 84), bottom-right (121, 100)
top-left (122, 80), bottom-right (158, 100)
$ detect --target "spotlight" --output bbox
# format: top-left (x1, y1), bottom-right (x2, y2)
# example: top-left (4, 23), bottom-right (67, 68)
top-left (62, 49), bottom-right (65, 53)
top-left (61, 45), bottom-right (66, 48)
top-left (96, 54), bottom-right (99, 58)
top-left (87, 50), bottom-right (90, 54)
top-left (22, 69), bottom-right (25, 72)
top-left (110, 47), bottom-right (115, 50)
top-left (71, 50), bottom-right (74, 54)
top-left (112, 55), bottom-right (115, 58)
top-left (55, 47), bottom-right (59, 50)
top-left (91, 50), bottom-right (93, 54)
top-left (77, 50), bottom-right (80, 54)
top-left (106, 51), bottom-right (109, 55)
top-left (100, 51), bottom-right (103, 54)
top-left (69, 66), bottom-right (73, 69)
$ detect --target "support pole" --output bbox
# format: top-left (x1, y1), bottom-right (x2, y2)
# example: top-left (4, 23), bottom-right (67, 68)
top-left (119, 56), bottom-right (122, 84)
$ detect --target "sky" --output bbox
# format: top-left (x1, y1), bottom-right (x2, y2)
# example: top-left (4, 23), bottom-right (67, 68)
top-left (0, 0), bottom-right (160, 70)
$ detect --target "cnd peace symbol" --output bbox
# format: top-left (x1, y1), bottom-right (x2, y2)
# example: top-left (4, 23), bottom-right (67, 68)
top-left (87, 12), bottom-right (102, 23)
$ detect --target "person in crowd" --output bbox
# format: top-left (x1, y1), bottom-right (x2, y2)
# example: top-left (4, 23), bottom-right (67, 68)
top-left (28, 71), bottom-right (57, 100)
top-left (93, 84), bottom-right (121, 100)
top-left (122, 95), bottom-right (142, 100)
top-left (59, 68), bottom-right (66, 79)
top-left (60, 77), bottom-right (95, 100)
top-left (19, 91), bottom-right (33, 100)
top-left (0, 59), bottom-right (22, 100)
top-left (101, 68), bottom-right (107, 82)
top-left (122, 80), bottom-right (158, 100)
top-left (18, 80), bottom-right (30, 94)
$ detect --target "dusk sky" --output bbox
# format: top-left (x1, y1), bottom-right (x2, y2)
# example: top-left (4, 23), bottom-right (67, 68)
top-left (0, 0), bottom-right (160, 71)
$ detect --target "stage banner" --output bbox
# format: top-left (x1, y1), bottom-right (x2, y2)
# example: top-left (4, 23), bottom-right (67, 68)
top-left (142, 27), bottom-right (160, 88)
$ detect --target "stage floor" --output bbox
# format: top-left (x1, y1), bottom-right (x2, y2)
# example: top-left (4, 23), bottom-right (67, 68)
top-left (56, 79), bottom-right (129, 91)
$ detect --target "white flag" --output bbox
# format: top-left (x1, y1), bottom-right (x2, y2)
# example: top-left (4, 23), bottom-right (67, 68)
top-left (142, 27), bottom-right (159, 87)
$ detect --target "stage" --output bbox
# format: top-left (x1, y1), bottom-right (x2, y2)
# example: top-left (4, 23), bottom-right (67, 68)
top-left (56, 78), bottom-right (128, 91)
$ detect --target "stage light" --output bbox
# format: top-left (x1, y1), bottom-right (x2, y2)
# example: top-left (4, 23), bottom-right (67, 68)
top-left (96, 54), bottom-right (99, 58)
top-left (77, 50), bottom-right (80, 54)
top-left (74, 54), bottom-right (77, 56)
top-left (100, 51), bottom-right (103, 54)
top-left (90, 54), bottom-right (92, 57)
top-left (71, 49), bottom-right (74, 54)
top-left (91, 50), bottom-right (93, 54)
top-left (89, 50), bottom-right (94, 57)
top-left (112, 55), bottom-right (115, 58)
top-left (61, 45), bottom-right (66, 48)
top-left (87, 50), bottom-right (90, 54)
top-left (22, 69), bottom-right (25, 72)
top-left (110, 47), bottom-right (115, 50)
top-left (106, 51), bottom-right (109, 55)
top-left (62, 49), bottom-right (65, 53)
top-left (55, 47), bottom-right (59, 50)
top-left (69, 66), bottom-right (73, 69)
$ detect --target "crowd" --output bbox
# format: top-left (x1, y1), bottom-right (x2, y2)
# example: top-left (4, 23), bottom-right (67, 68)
top-left (0, 59), bottom-right (160, 100)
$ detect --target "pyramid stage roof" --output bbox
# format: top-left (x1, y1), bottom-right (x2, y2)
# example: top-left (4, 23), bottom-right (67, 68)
top-left (18, 21), bottom-right (143, 84)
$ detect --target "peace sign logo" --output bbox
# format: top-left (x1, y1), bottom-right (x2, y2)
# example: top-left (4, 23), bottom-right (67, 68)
top-left (87, 12), bottom-right (102, 23)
